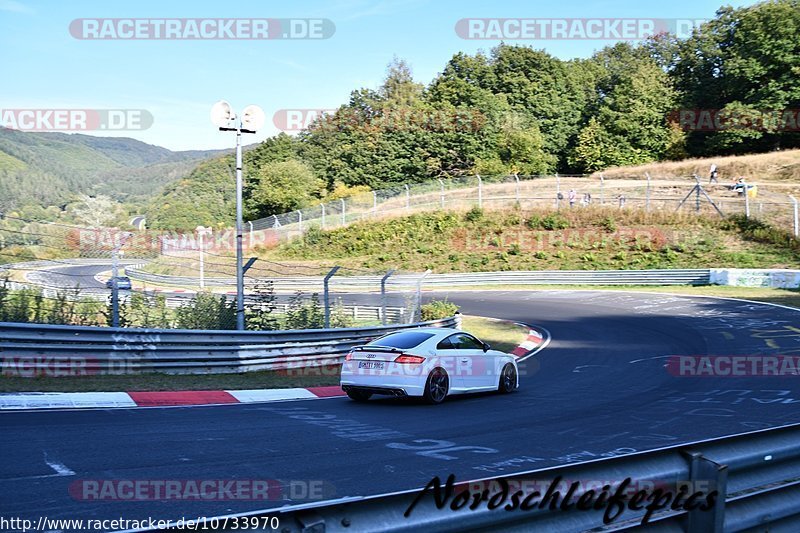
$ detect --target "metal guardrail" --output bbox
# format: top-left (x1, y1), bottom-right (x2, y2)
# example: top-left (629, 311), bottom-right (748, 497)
top-left (0, 316), bottom-right (458, 375)
top-left (153, 422), bottom-right (800, 532)
top-left (0, 258), bottom-right (137, 271)
top-left (0, 259), bottom-right (62, 272)
top-left (424, 269), bottom-right (711, 286)
top-left (126, 268), bottom-right (712, 289)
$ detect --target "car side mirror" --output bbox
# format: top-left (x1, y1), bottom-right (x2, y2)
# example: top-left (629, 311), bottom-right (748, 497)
top-left (483, 343), bottom-right (491, 352)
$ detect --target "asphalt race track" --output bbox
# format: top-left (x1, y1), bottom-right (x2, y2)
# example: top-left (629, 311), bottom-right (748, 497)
top-left (18, 262), bottom-right (418, 305)
top-left (2, 290), bottom-right (800, 527)
top-left (25, 263), bottom-right (136, 291)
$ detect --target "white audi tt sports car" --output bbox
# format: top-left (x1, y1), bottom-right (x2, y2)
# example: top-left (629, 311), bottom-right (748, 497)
top-left (340, 327), bottom-right (519, 404)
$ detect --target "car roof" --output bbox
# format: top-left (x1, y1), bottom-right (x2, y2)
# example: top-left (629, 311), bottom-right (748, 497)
top-left (409, 327), bottom-right (462, 336)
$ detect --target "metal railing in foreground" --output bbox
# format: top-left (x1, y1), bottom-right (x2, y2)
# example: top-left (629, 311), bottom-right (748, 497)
top-left (0, 316), bottom-right (458, 375)
top-left (0, 277), bottom-right (407, 321)
top-left (148, 422), bottom-right (800, 532)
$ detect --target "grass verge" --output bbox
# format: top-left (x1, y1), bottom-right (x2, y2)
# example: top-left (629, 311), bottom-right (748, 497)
top-left (461, 315), bottom-right (530, 353)
top-left (0, 316), bottom-right (528, 393)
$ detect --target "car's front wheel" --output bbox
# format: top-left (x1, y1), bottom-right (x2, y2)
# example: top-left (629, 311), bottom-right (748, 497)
top-left (423, 368), bottom-right (449, 404)
top-left (346, 389), bottom-right (372, 402)
top-left (499, 364), bottom-right (517, 393)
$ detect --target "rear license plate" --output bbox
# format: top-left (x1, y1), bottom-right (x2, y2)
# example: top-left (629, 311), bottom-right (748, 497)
top-left (358, 361), bottom-right (385, 369)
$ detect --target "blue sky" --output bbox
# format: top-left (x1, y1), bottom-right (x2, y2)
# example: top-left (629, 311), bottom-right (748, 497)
top-left (0, 0), bottom-right (752, 151)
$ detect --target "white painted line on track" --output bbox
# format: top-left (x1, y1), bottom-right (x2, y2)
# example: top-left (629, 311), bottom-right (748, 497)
top-left (629, 355), bottom-right (673, 364)
top-left (44, 453), bottom-right (75, 476)
top-left (572, 364), bottom-right (608, 373)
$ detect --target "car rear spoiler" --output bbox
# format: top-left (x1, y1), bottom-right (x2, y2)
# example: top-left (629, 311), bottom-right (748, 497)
top-left (351, 345), bottom-right (402, 353)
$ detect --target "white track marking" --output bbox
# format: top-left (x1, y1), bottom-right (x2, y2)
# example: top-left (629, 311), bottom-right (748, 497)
top-left (629, 355), bottom-right (673, 364)
top-left (44, 453), bottom-right (75, 476)
top-left (573, 364), bottom-right (608, 373)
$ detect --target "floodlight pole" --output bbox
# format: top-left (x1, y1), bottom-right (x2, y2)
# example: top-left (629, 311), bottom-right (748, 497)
top-left (214, 101), bottom-right (262, 330)
top-left (216, 108), bottom-right (261, 330)
top-left (235, 128), bottom-right (245, 330)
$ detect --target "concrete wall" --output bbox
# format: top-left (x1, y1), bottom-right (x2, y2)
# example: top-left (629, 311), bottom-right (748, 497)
top-left (710, 269), bottom-right (800, 289)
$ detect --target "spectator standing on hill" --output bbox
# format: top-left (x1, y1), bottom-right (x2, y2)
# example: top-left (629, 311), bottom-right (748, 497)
top-left (709, 163), bottom-right (718, 184)
top-left (568, 189), bottom-right (576, 208)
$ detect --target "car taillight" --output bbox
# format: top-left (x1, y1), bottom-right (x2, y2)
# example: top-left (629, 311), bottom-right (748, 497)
top-left (394, 355), bottom-right (425, 364)
top-left (345, 352), bottom-right (354, 361)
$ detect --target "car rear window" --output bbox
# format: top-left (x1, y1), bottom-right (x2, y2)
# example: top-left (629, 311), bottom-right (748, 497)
top-left (368, 331), bottom-right (435, 349)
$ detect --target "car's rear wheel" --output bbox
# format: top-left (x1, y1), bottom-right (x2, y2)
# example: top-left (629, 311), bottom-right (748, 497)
top-left (423, 368), bottom-right (449, 404)
top-left (346, 389), bottom-right (372, 402)
top-left (499, 364), bottom-right (516, 393)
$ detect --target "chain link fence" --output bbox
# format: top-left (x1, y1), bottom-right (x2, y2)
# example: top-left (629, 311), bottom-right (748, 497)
top-left (245, 173), bottom-right (800, 245)
top-left (1, 173), bottom-right (798, 330)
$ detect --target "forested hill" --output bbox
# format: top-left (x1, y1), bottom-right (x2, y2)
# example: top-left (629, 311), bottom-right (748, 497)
top-left (146, 0), bottom-right (800, 230)
top-left (0, 128), bottom-right (227, 211)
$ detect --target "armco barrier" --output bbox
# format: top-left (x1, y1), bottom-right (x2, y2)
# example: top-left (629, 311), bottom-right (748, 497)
top-left (146, 422), bottom-right (800, 532)
top-left (0, 316), bottom-right (458, 376)
top-left (125, 268), bottom-right (713, 290)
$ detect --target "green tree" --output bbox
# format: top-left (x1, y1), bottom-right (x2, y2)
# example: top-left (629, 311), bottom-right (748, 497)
top-left (175, 292), bottom-right (236, 330)
top-left (569, 117), bottom-right (614, 172)
top-left (247, 160), bottom-right (323, 218)
top-left (669, 1), bottom-right (800, 155)
top-left (569, 43), bottom-right (679, 172)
